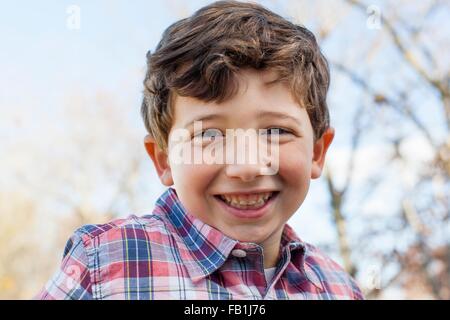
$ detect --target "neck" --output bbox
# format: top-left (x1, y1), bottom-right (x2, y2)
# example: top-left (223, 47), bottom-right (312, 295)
top-left (260, 228), bottom-right (284, 268)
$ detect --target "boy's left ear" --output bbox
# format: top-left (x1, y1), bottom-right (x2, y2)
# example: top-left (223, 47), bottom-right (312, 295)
top-left (311, 127), bottom-right (335, 179)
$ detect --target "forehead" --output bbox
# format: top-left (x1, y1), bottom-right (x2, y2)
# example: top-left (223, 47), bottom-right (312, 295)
top-left (171, 69), bottom-right (308, 125)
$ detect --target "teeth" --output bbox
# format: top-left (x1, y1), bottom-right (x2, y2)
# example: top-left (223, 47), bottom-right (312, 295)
top-left (219, 192), bottom-right (273, 209)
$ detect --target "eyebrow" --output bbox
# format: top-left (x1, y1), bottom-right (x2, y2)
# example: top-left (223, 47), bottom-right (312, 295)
top-left (256, 111), bottom-right (303, 127)
top-left (183, 110), bottom-right (303, 129)
top-left (183, 114), bottom-right (227, 129)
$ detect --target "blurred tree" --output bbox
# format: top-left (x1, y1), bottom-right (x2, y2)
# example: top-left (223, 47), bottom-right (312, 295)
top-left (0, 90), bottom-right (146, 298)
top-left (284, 0), bottom-right (449, 298)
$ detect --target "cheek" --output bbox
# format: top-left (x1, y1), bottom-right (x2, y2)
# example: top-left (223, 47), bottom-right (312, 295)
top-left (169, 164), bottom-right (212, 216)
top-left (170, 162), bottom-right (219, 196)
top-left (277, 144), bottom-right (312, 184)
top-left (168, 141), bottom-right (221, 192)
top-left (276, 146), bottom-right (312, 213)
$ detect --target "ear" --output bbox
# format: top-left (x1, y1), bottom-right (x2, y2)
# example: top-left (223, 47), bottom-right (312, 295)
top-left (144, 135), bottom-right (174, 186)
top-left (311, 127), bottom-right (335, 179)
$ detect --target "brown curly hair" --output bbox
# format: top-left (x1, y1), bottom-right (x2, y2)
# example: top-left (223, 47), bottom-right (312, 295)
top-left (141, 0), bottom-right (330, 150)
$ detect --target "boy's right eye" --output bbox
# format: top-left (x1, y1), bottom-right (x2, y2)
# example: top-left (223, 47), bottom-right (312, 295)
top-left (193, 128), bottom-right (224, 142)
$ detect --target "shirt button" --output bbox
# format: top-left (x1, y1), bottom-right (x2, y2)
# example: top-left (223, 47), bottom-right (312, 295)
top-left (231, 249), bottom-right (247, 258)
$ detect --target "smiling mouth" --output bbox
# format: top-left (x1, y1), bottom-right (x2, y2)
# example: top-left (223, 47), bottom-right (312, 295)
top-left (214, 191), bottom-right (279, 210)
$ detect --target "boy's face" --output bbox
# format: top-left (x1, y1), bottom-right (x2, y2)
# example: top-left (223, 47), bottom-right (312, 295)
top-left (146, 68), bottom-right (334, 254)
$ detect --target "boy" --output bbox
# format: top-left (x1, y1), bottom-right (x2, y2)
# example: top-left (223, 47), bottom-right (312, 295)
top-left (37, 0), bottom-right (363, 299)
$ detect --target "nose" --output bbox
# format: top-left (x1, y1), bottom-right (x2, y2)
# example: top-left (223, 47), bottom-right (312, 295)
top-left (224, 132), bottom-right (277, 181)
top-left (225, 163), bottom-right (268, 182)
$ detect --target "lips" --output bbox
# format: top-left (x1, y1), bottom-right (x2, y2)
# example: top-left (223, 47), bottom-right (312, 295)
top-left (213, 191), bottom-right (279, 219)
top-left (217, 192), bottom-right (273, 209)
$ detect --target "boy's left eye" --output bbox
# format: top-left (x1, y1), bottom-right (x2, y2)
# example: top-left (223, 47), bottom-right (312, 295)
top-left (261, 127), bottom-right (292, 135)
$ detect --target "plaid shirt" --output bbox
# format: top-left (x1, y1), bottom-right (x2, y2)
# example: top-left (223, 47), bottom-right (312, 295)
top-left (36, 188), bottom-right (364, 300)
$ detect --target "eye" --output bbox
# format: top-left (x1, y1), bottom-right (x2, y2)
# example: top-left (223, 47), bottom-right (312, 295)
top-left (262, 127), bottom-right (292, 136)
top-left (193, 128), bottom-right (224, 141)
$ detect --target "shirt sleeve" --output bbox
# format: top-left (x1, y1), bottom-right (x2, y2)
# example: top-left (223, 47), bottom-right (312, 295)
top-left (35, 230), bottom-right (93, 300)
top-left (348, 275), bottom-right (365, 300)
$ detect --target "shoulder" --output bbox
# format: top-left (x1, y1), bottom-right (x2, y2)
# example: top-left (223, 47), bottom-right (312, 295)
top-left (65, 214), bottom-right (175, 256)
top-left (302, 242), bottom-right (364, 300)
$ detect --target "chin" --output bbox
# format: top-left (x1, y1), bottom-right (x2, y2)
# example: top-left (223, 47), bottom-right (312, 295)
top-left (224, 226), bottom-right (272, 244)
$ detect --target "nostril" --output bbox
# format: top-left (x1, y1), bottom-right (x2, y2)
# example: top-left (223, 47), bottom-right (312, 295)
top-left (225, 164), bottom-right (266, 181)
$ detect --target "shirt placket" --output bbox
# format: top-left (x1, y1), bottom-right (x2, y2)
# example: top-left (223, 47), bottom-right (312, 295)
top-left (262, 246), bottom-right (293, 299)
top-left (228, 242), bottom-right (267, 299)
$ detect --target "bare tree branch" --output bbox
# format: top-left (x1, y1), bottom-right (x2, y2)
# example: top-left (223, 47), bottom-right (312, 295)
top-left (345, 0), bottom-right (450, 129)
